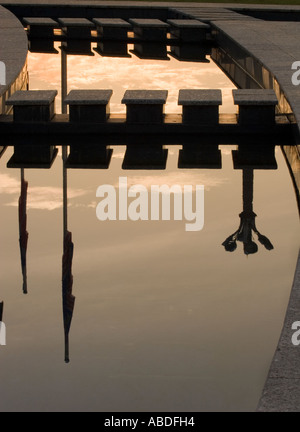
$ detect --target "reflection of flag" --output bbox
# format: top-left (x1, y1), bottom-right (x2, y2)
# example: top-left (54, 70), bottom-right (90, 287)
top-left (19, 177), bottom-right (29, 294)
top-left (62, 230), bottom-right (75, 363)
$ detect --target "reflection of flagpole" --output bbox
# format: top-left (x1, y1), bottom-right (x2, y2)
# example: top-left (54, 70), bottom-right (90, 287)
top-left (19, 168), bottom-right (28, 294)
top-left (63, 147), bottom-right (68, 236)
top-left (62, 151), bottom-right (75, 363)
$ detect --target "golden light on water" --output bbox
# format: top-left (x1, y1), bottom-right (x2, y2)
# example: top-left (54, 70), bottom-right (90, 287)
top-left (27, 42), bottom-right (237, 114)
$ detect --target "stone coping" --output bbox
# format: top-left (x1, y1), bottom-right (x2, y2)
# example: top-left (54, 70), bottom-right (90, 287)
top-left (122, 89), bottom-right (168, 104)
top-left (64, 89), bottom-right (113, 104)
top-left (167, 19), bottom-right (210, 28)
top-left (6, 90), bottom-right (58, 105)
top-left (178, 89), bottom-right (222, 105)
top-left (93, 18), bottom-right (131, 27)
top-left (129, 18), bottom-right (169, 28)
top-left (23, 17), bottom-right (57, 25)
top-left (233, 89), bottom-right (278, 106)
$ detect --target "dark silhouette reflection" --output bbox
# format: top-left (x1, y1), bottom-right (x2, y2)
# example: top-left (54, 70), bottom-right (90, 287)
top-left (123, 140), bottom-right (168, 170)
top-left (0, 301), bottom-right (3, 321)
top-left (62, 147), bottom-right (75, 363)
top-left (222, 145), bottom-right (276, 255)
top-left (67, 138), bottom-right (113, 169)
top-left (61, 40), bottom-right (94, 56)
top-left (7, 139), bottom-right (58, 168)
top-left (179, 140), bottom-right (221, 169)
top-left (170, 45), bottom-right (211, 63)
top-left (131, 43), bottom-right (169, 60)
top-left (19, 169), bottom-right (29, 294)
top-left (95, 42), bottom-right (131, 58)
top-left (29, 39), bottom-right (59, 54)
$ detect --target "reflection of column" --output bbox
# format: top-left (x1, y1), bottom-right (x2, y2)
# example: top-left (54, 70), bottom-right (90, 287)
top-left (222, 168), bottom-right (274, 255)
top-left (242, 169), bottom-right (253, 214)
top-left (62, 150), bottom-right (75, 363)
top-left (61, 47), bottom-right (67, 114)
top-left (19, 168), bottom-right (29, 294)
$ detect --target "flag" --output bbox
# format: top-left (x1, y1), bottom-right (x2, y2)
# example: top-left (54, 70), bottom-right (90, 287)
top-left (62, 230), bottom-right (75, 363)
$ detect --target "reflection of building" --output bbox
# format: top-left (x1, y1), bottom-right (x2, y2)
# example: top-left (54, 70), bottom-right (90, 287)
top-left (222, 146), bottom-right (276, 255)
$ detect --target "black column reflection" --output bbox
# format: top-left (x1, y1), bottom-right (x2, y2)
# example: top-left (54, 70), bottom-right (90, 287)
top-left (62, 147), bottom-right (75, 363)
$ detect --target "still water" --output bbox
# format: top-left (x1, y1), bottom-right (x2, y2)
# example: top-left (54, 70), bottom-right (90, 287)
top-left (0, 43), bottom-right (299, 412)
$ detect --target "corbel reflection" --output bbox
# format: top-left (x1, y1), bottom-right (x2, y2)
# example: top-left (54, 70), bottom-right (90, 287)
top-left (170, 44), bottom-right (211, 63)
top-left (131, 42), bottom-right (169, 61)
top-left (178, 138), bottom-right (222, 169)
top-left (95, 41), bottom-right (130, 58)
top-left (222, 143), bottom-right (277, 255)
top-left (29, 39), bottom-right (59, 54)
top-left (61, 40), bottom-right (94, 56)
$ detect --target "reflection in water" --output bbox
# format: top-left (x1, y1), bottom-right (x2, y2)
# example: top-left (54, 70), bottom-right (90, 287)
top-left (29, 38), bottom-right (58, 54)
top-left (170, 45), bottom-right (211, 63)
top-left (131, 42), bottom-right (169, 61)
top-left (61, 46), bottom-right (68, 115)
top-left (1, 32), bottom-right (297, 410)
top-left (62, 147), bottom-right (75, 363)
top-left (96, 41), bottom-right (131, 58)
top-left (27, 39), bottom-right (237, 115)
top-left (62, 39), bottom-right (94, 57)
top-left (18, 169), bottom-right (29, 294)
top-left (0, 301), bottom-right (3, 321)
top-left (222, 166), bottom-right (274, 255)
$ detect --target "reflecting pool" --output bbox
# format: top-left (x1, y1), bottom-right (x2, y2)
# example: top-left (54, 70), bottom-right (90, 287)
top-left (0, 41), bottom-right (299, 412)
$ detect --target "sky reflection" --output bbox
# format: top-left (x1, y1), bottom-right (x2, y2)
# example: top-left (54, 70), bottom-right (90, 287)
top-left (27, 42), bottom-right (237, 114)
